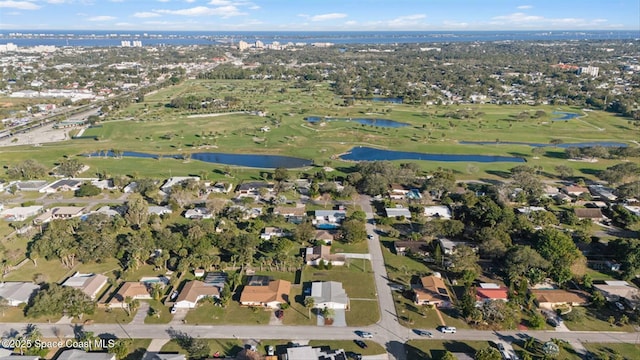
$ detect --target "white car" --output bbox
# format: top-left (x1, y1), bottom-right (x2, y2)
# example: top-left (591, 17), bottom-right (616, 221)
top-left (358, 331), bottom-right (373, 338)
top-left (439, 326), bottom-right (456, 334)
top-left (170, 307), bottom-right (177, 314)
top-left (267, 345), bottom-right (275, 356)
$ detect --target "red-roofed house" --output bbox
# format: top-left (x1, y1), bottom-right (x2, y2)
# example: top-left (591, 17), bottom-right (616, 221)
top-left (475, 284), bottom-right (509, 306)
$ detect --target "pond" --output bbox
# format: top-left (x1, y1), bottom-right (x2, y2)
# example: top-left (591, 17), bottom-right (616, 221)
top-left (305, 116), bottom-right (410, 128)
top-left (340, 147), bottom-right (525, 163)
top-left (370, 97), bottom-right (403, 104)
top-left (86, 151), bottom-right (312, 169)
top-left (458, 141), bottom-right (628, 148)
top-left (553, 111), bottom-right (581, 120)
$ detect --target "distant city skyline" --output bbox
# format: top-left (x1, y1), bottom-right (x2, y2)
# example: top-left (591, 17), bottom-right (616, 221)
top-left (0, 0), bottom-right (638, 31)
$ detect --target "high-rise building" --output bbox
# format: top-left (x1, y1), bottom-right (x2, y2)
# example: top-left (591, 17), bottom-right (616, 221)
top-left (237, 40), bottom-right (249, 50)
top-left (578, 66), bottom-right (599, 77)
top-left (120, 40), bottom-right (131, 47)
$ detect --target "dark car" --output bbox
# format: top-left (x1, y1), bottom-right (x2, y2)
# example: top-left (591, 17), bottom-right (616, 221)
top-left (354, 340), bottom-right (368, 349)
top-left (275, 310), bottom-right (284, 319)
top-left (346, 352), bottom-right (363, 360)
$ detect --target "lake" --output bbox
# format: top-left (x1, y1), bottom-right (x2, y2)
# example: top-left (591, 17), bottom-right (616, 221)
top-left (553, 111), bottom-right (581, 120)
top-left (458, 141), bottom-right (628, 148)
top-left (340, 147), bottom-right (525, 163)
top-left (370, 97), bottom-right (403, 104)
top-left (86, 151), bottom-right (312, 168)
top-left (305, 116), bottom-right (410, 128)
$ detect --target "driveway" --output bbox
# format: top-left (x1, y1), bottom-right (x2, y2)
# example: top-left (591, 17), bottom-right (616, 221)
top-left (169, 308), bottom-right (189, 325)
top-left (129, 302), bottom-right (149, 325)
top-left (317, 308), bottom-right (346, 327)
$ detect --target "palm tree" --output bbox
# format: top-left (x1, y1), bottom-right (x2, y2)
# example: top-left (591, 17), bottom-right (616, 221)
top-left (304, 297), bottom-right (315, 319)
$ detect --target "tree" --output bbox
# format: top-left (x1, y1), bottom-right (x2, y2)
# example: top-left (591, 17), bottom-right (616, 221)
top-left (57, 158), bottom-right (85, 177)
top-left (475, 346), bottom-right (502, 360)
top-left (304, 296), bottom-right (315, 319)
top-left (321, 307), bottom-right (335, 320)
top-left (108, 339), bottom-right (130, 360)
top-left (339, 219), bottom-right (367, 243)
top-left (440, 351), bottom-right (457, 360)
top-left (450, 245), bottom-right (480, 276)
top-left (274, 167), bottom-right (290, 182)
top-left (75, 183), bottom-right (101, 197)
top-left (26, 284), bottom-right (95, 319)
top-left (554, 165), bottom-right (574, 180)
top-left (505, 246), bottom-right (549, 283)
top-left (7, 159), bottom-right (48, 179)
top-left (535, 229), bottom-right (582, 284)
top-left (124, 193), bottom-right (149, 228)
top-left (294, 221), bottom-right (316, 243)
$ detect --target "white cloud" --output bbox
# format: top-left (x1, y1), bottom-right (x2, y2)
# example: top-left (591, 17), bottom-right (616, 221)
top-left (387, 14), bottom-right (426, 27)
top-left (156, 5), bottom-right (245, 17)
top-left (311, 13), bottom-right (347, 22)
top-left (88, 15), bottom-right (116, 21)
top-left (157, 0), bottom-right (170, 2)
top-left (133, 12), bottom-right (161, 18)
top-left (248, 4), bottom-right (259, 10)
top-left (492, 12), bottom-right (543, 23)
top-left (0, 1), bottom-right (41, 10)
top-left (345, 20), bottom-right (357, 25)
top-left (208, 0), bottom-right (230, 4)
top-left (442, 20), bottom-right (469, 29)
top-left (184, 0), bottom-right (196, 2)
top-left (490, 12), bottom-right (610, 29)
top-left (517, 5), bottom-right (533, 9)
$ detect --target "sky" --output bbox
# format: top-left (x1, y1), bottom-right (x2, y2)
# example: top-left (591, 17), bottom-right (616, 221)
top-left (0, 0), bottom-right (638, 31)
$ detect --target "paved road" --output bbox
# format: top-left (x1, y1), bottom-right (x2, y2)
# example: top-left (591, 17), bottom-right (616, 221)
top-left (357, 195), bottom-right (410, 360)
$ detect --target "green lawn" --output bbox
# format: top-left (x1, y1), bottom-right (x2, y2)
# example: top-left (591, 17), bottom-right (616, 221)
top-left (331, 239), bottom-right (370, 254)
top-left (72, 308), bottom-right (134, 324)
top-left (584, 343), bottom-right (640, 360)
top-left (380, 238), bottom-right (434, 286)
top-left (405, 340), bottom-right (490, 360)
top-left (0, 306), bottom-right (61, 323)
top-left (183, 301), bottom-right (271, 325)
top-left (144, 299), bottom-right (173, 324)
top-left (308, 340), bottom-right (386, 356)
top-left (562, 306), bottom-right (635, 332)
top-left (394, 293), bottom-right (468, 330)
top-left (124, 339), bottom-right (153, 360)
top-left (301, 261), bottom-right (376, 299)
top-left (346, 300), bottom-right (380, 326)
top-left (161, 338), bottom-right (244, 357)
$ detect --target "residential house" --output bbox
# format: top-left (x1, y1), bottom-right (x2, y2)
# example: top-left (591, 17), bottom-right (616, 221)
top-left (438, 238), bottom-right (474, 256)
top-left (236, 181), bottom-right (273, 196)
top-left (273, 205), bottom-right (306, 224)
top-left (588, 185), bottom-right (617, 203)
top-left (385, 206), bottom-right (412, 219)
top-left (394, 241), bottom-right (430, 256)
top-left (516, 206), bottom-right (546, 215)
top-left (160, 176), bottom-right (200, 193)
top-left (61, 272), bottom-right (108, 300)
top-left (530, 289), bottom-right (591, 310)
top-left (0, 282), bottom-right (40, 306)
top-left (173, 280), bottom-right (220, 309)
top-left (314, 230), bottom-right (335, 244)
top-left (593, 281), bottom-right (640, 310)
top-left (39, 179), bottom-right (83, 193)
top-left (307, 281), bottom-right (350, 310)
top-left (239, 277), bottom-right (291, 309)
top-left (424, 206), bottom-right (452, 219)
top-left (542, 185), bottom-right (560, 198)
top-left (313, 209), bottom-right (346, 227)
top-left (183, 208), bottom-right (212, 220)
top-left (413, 275), bottom-right (452, 307)
top-left (107, 282), bottom-right (152, 309)
top-left (55, 349), bottom-right (115, 360)
top-left (206, 182), bottom-right (233, 194)
top-left (475, 283), bottom-right (509, 306)
top-left (93, 206), bottom-right (120, 217)
top-left (91, 179), bottom-right (115, 190)
top-left (1, 205), bottom-right (43, 221)
top-left (260, 227), bottom-right (285, 240)
top-left (562, 185), bottom-right (589, 197)
top-left (148, 206), bottom-right (173, 216)
top-left (304, 245), bottom-right (346, 266)
top-left (0, 348), bottom-right (40, 359)
top-left (53, 206), bottom-right (85, 219)
top-left (388, 183), bottom-right (410, 200)
top-left (11, 180), bottom-right (48, 192)
top-left (574, 208), bottom-right (605, 221)
top-left (123, 182), bottom-right (138, 193)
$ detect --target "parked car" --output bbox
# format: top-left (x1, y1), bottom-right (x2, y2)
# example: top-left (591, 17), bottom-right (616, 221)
top-left (267, 345), bottom-right (274, 356)
top-left (354, 340), bottom-right (368, 349)
top-left (438, 326), bottom-right (456, 334)
top-left (170, 307), bottom-right (177, 314)
top-left (275, 310), bottom-right (284, 319)
top-left (615, 302), bottom-right (625, 311)
top-left (414, 329), bottom-right (433, 337)
top-left (356, 331), bottom-right (373, 338)
top-left (546, 317), bottom-right (559, 327)
top-left (346, 351), bottom-right (363, 360)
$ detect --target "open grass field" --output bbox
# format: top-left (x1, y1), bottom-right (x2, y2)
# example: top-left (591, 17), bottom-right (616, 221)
top-left (183, 301), bottom-right (271, 325)
top-left (405, 340), bottom-right (493, 360)
top-left (1, 79), bottom-right (637, 180)
top-left (584, 342), bottom-right (640, 360)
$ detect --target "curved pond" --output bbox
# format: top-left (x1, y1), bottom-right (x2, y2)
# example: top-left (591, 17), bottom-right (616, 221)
top-left (305, 116), bottom-right (410, 128)
top-left (553, 111), bottom-right (581, 120)
top-left (370, 97), bottom-right (403, 104)
top-left (340, 147), bottom-right (525, 163)
top-left (459, 141), bottom-right (628, 148)
top-left (86, 151), bottom-right (312, 168)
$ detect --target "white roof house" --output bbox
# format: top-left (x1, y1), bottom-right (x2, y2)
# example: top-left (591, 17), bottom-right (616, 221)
top-left (1, 205), bottom-right (43, 221)
top-left (385, 207), bottom-right (412, 219)
top-left (424, 206), bottom-right (452, 219)
top-left (0, 282), bottom-right (40, 306)
top-left (56, 349), bottom-right (115, 360)
top-left (308, 281), bottom-right (350, 310)
top-left (160, 176), bottom-right (200, 193)
top-left (62, 272), bottom-right (108, 300)
top-left (148, 206), bottom-right (173, 216)
top-left (184, 208), bottom-right (212, 219)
